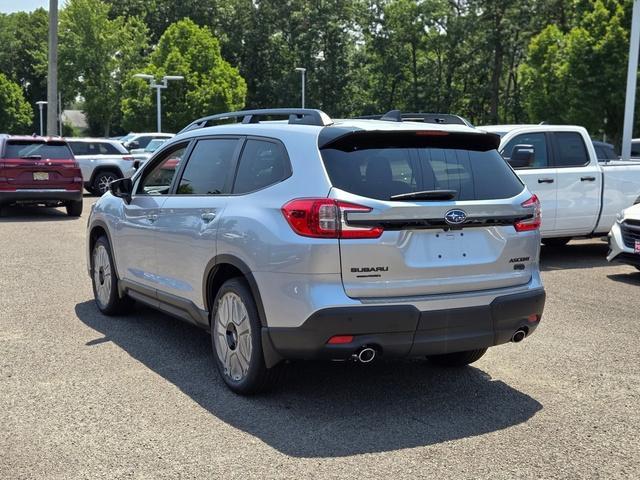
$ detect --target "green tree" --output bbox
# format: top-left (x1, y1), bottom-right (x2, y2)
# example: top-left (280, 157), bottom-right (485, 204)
top-left (120, 19), bottom-right (246, 133)
top-left (521, 0), bottom-right (632, 142)
top-left (59, 0), bottom-right (149, 136)
top-left (0, 73), bottom-right (33, 133)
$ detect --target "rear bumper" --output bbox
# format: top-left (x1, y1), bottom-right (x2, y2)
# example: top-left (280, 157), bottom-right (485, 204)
top-left (0, 189), bottom-right (83, 205)
top-left (266, 288), bottom-right (545, 360)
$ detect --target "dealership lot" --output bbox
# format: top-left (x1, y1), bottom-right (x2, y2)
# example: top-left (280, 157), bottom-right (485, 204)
top-left (1, 200), bottom-right (639, 479)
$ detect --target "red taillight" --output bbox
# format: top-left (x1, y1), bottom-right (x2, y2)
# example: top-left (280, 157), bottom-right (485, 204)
top-left (514, 194), bottom-right (541, 232)
top-left (327, 335), bottom-right (354, 345)
top-left (282, 198), bottom-right (383, 239)
top-left (122, 155), bottom-right (135, 161)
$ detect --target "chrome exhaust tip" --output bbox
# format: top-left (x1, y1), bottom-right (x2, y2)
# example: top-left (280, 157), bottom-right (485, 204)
top-left (355, 347), bottom-right (376, 363)
top-left (511, 329), bottom-right (527, 343)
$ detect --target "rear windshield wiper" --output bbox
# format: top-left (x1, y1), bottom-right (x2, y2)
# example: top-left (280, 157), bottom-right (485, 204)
top-left (389, 189), bottom-right (457, 201)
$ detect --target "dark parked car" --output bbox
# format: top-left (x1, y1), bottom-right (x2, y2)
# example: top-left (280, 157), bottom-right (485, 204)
top-left (0, 135), bottom-right (83, 216)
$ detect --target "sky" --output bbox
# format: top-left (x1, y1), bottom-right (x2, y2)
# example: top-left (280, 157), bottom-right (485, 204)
top-left (0, 0), bottom-right (66, 14)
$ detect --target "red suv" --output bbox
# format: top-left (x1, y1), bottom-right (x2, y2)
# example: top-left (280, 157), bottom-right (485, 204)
top-left (0, 135), bottom-right (83, 216)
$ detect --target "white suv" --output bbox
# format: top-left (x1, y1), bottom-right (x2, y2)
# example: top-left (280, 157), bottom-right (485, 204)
top-left (67, 138), bottom-right (137, 195)
top-left (87, 108), bottom-right (546, 394)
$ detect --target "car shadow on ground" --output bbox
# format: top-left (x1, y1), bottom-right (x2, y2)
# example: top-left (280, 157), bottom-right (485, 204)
top-left (75, 300), bottom-right (542, 458)
top-left (607, 271), bottom-right (640, 286)
top-left (0, 206), bottom-right (75, 222)
top-left (540, 241), bottom-right (610, 271)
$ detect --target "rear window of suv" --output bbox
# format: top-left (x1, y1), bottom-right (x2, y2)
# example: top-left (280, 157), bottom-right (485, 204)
top-left (320, 131), bottom-right (524, 201)
top-left (3, 141), bottom-right (73, 160)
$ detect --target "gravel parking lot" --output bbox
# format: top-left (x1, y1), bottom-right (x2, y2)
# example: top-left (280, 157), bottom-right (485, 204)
top-left (1, 199), bottom-right (639, 479)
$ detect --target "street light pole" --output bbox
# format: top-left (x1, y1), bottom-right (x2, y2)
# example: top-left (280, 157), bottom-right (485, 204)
top-left (295, 67), bottom-right (306, 108)
top-left (133, 74), bottom-right (184, 132)
top-left (36, 101), bottom-right (48, 136)
top-left (46, 0), bottom-right (58, 136)
top-left (622, 0), bottom-right (640, 160)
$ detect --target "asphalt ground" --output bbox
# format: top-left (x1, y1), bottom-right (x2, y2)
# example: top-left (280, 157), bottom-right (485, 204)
top-left (1, 199), bottom-right (639, 479)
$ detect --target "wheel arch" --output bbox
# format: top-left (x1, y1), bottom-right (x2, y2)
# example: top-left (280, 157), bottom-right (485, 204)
top-left (88, 220), bottom-right (121, 280)
top-left (203, 255), bottom-right (267, 328)
top-left (89, 166), bottom-right (124, 187)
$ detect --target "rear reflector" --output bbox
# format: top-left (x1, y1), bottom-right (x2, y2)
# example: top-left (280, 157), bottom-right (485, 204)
top-left (282, 198), bottom-right (383, 239)
top-left (122, 155), bottom-right (135, 161)
top-left (73, 177), bottom-right (83, 183)
top-left (527, 314), bottom-right (540, 323)
top-left (514, 194), bottom-right (541, 232)
top-left (327, 335), bottom-right (354, 345)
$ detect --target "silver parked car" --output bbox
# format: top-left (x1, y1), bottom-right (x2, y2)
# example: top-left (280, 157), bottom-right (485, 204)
top-left (67, 138), bottom-right (137, 195)
top-left (86, 108), bottom-right (546, 394)
top-left (130, 138), bottom-right (168, 166)
top-left (607, 202), bottom-right (640, 270)
top-left (120, 132), bottom-right (174, 151)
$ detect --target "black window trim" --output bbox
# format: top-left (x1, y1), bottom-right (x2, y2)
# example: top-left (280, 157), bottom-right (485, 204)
top-left (133, 140), bottom-right (195, 196)
top-left (550, 131), bottom-right (591, 168)
top-left (169, 135), bottom-right (244, 196)
top-left (228, 135), bottom-right (293, 196)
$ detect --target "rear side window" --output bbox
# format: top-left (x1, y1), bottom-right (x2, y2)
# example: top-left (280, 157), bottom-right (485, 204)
top-left (177, 138), bottom-right (238, 195)
top-left (553, 132), bottom-right (589, 167)
top-left (233, 139), bottom-right (291, 194)
top-left (321, 133), bottom-right (523, 201)
top-left (4, 141), bottom-right (72, 159)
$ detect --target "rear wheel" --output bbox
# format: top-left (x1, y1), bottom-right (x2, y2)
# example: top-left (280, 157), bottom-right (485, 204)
top-left (91, 236), bottom-right (133, 315)
top-left (427, 348), bottom-right (487, 367)
top-left (211, 278), bottom-right (281, 394)
top-left (542, 237), bottom-right (571, 248)
top-left (92, 171), bottom-right (121, 196)
top-left (66, 199), bottom-right (83, 217)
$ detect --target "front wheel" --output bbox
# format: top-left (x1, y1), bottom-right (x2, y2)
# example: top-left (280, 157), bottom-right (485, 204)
top-left (91, 236), bottom-right (133, 315)
top-left (211, 278), bottom-right (281, 394)
top-left (427, 348), bottom-right (488, 367)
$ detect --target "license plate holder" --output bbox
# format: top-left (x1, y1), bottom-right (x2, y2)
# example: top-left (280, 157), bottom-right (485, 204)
top-left (33, 172), bottom-right (49, 181)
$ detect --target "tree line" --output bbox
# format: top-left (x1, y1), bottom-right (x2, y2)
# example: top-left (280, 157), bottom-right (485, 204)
top-left (0, 0), bottom-right (636, 143)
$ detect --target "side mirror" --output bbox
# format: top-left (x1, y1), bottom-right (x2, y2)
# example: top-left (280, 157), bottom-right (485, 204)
top-left (508, 144), bottom-right (535, 168)
top-left (125, 140), bottom-right (139, 150)
top-left (109, 177), bottom-right (133, 204)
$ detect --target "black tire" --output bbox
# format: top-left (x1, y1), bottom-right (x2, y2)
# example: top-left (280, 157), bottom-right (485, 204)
top-left (66, 199), bottom-right (83, 217)
top-left (542, 237), bottom-right (571, 248)
top-left (92, 170), bottom-right (121, 196)
top-left (427, 348), bottom-right (488, 367)
top-left (91, 236), bottom-right (134, 315)
top-left (211, 277), bottom-right (282, 395)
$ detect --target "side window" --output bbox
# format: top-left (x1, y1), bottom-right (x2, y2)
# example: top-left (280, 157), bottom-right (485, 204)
top-left (554, 132), bottom-right (589, 167)
top-left (177, 138), bottom-right (238, 195)
top-left (68, 142), bottom-right (89, 156)
top-left (233, 139), bottom-right (291, 194)
top-left (98, 143), bottom-right (120, 155)
top-left (501, 133), bottom-right (548, 168)
top-left (137, 145), bottom-right (187, 195)
top-left (631, 141), bottom-right (640, 157)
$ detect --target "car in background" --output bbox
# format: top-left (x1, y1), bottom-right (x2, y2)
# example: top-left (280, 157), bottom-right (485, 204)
top-left (119, 132), bottom-right (174, 151)
top-left (592, 140), bottom-right (619, 163)
top-left (607, 203), bottom-right (640, 271)
top-left (130, 138), bottom-right (168, 166)
top-left (67, 138), bottom-right (137, 195)
top-left (0, 135), bottom-right (83, 216)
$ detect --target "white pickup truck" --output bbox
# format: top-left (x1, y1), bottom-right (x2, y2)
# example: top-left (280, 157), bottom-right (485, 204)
top-left (480, 125), bottom-right (640, 246)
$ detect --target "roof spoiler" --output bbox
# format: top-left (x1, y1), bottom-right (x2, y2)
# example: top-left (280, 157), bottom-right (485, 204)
top-left (179, 108), bottom-right (333, 134)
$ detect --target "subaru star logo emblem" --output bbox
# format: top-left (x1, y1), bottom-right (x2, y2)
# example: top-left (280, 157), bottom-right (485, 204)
top-left (444, 209), bottom-right (467, 225)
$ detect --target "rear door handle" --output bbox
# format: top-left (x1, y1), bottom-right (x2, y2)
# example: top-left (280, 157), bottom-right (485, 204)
top-left (201, 212), bottom-right (216, 223)
top-left (537, 178), bottom-right (554, 184)
top-left (581, 176), bottom-right (596, 182)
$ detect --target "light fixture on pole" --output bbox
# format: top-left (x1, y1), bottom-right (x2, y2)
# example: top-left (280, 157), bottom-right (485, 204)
top-left (36, 101), bottom-right (48, 136)
top-left (295, 67), bottom-right (306, 108)
top-left (133, 74), bottom-right (184, 132)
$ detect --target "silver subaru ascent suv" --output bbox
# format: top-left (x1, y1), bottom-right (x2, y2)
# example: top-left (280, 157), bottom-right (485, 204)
top-left (86, 108), bottom-right (545, 394)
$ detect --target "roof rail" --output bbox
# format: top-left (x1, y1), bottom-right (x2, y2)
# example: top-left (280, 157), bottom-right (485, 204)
top-left (357, 110), bottom-right (474, 127)
top-left (179, 108), bottom-right (333, 134)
